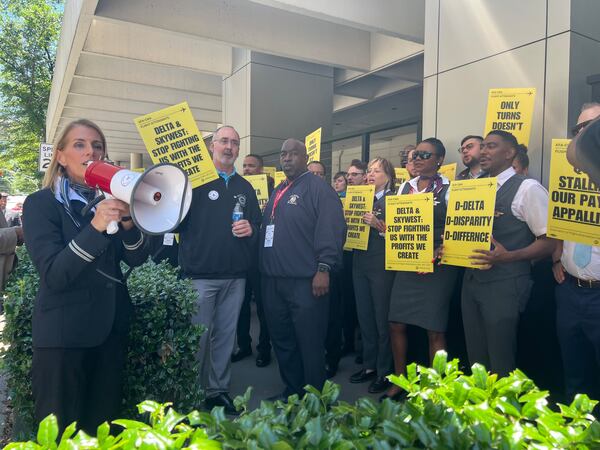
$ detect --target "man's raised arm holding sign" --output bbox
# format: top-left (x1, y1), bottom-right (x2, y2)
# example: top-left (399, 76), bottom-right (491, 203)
top-left (462, 130), bottom-right (555, 377)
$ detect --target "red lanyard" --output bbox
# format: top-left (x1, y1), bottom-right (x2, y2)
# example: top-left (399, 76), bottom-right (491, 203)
top-left (270, 181), bottom-right (293, 222)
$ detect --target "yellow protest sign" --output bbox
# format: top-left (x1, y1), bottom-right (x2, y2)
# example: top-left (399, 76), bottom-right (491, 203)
top-left (385, 193), bottom-right (434, 273)
top-left (274, 171), bottom-right (286, 187)
top-left (547, 139), bottom-right (600, 245)
top-left (134, 101), bottom-right (218, 188)
top-left (395, 168), bottom-right (410, 186)
top-left (441, 178), bottom-right (497, 268)
top-left (439, 163), bottom-right (457, 181)
top-left (244, 174), bottom-right (269, 211)
top-left (305, 127), bottom-right (322, 163)
top-left (343, 185), bottom-right (375, 251)
top-left (263, 166), bottom-right (276, 181)
top-left (484, 88), bottom-right (536, 145)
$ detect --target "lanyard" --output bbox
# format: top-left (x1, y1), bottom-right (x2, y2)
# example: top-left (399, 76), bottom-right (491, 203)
top-left (270, 171), bottom-right (308, 222)
top-left (270, 181), bottom-right (293, 222)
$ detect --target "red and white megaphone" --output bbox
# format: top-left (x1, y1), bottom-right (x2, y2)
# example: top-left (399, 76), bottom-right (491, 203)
top-left (84, 161), bottom-right (192, 235)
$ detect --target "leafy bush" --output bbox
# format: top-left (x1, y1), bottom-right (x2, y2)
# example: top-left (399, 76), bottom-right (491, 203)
top-left (1, 253), bottom-right (203, 437)
top-left (5, 401), bottom-right (221, 450)
top-left (7, 352), bottom-right (600, 449)
top-left (2, 247), bottom-right (38, 435)
top-left (122, 259), bottom-right (204, 415)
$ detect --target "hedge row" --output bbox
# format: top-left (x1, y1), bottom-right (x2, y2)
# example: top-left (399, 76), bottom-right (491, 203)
top-left (6, 352), bottom-right (600, 448)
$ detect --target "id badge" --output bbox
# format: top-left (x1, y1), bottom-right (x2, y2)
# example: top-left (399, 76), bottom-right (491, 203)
top-left (264, 224), bottom-right (275, 247)
top-left (163, 233), bottom-right (175, 246)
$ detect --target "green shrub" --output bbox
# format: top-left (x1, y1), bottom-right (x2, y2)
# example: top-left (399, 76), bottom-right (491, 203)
top-left (7, 352), bottom-right (600, 449)
top-left (5, 401), bottom-right (221, 450)
top-left (122, 259), bottom-right (204, 416)
top-left (1, 253), bottom-right (204, 437)
top-left (2, 247), bottom-right (38, 436)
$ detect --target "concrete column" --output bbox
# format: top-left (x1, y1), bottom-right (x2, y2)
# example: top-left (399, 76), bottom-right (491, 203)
top-left (223, 49), bottom-right (334, 172)
top-left (422, 0), bottom-right (600, 186)
top-left (130, 152), bottom-right (143, 170)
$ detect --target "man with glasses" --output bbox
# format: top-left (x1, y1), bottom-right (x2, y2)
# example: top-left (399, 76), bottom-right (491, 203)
top-left (341, 160), bottom-right (368, 364)
top-left (178, 125), bottom-right (262, 415)
top-left (347, 159), bottom-right (368, 186)
top-left (461, 130), bottom-right (555, 377)
top-left (552, 102), bottom-right (600, 403)
top-left (457, 135), bottom-right (486, 180)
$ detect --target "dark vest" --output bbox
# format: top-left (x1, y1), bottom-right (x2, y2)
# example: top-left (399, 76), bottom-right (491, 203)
top-left (400, 182), bottom-right (449, 249)
top-left (467, 174), bottom-right (535, 282)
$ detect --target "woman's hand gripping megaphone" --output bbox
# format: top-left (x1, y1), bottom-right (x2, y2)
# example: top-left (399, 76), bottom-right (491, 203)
top-left (84, 160), bottom-right (140, 234)
top-left (90, 198), bottom-right (133, 234)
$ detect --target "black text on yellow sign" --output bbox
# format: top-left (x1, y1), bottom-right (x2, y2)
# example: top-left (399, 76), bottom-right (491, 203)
top-left (305, 127), bottom-right (322, 164)
top-left (441, 178), bottom-right (497, 268)
top-left (484, 88), bottom-right (536, 146)
top-left (395, 168), bottom-right (410, 186)
top-left (343, 185), bottom-right (375, 251)
top-left (244, 174), bottom-right (269, 212)
top-left (385, 193), bottom-right (434, 273)
top-left (134, 101), bottom-right (218, 189)
top-left (547, 139), bottom-right (600, 245)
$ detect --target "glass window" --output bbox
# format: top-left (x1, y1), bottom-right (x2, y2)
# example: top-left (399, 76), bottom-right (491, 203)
top-left (369, 125), bottom-right (418, 168)
top-left (331, 136), bottom-right (362, 178)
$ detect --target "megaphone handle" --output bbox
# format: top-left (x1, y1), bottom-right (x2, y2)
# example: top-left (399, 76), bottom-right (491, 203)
top-left (103, 193), bottom-right (119, 235)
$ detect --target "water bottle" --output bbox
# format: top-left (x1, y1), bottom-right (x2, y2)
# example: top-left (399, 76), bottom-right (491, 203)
top-left (232, 201), bottom-right (243, 236)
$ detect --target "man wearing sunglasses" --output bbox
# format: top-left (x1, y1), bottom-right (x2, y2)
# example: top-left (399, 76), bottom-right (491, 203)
top-left (461, 130), bottom-right (555, 377)
top-left (553, 102), bottom-right (600, 403)
top-left (457, 135), bottom-right (486, 180)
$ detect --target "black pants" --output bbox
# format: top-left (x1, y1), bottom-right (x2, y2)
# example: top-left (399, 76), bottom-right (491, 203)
top-left (262, 276), bottom-right (329, 396)
top-left (556, 279), bottom-right (600, 401)
top-left (32, 327), bottom-right (128, 435)
top-left (325, 271), bottom-right (343, 366)
top-left (237, 269), bottom-right (271, 353)
top-left (341, 251), bottom-right (358, 351)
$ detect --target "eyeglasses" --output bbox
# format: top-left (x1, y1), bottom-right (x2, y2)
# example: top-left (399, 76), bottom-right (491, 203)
top-left (347, 172), bottom-right (365, 177)
top-left (571, 119), bottom-right (593, 138)
top-left (215, 137), bottom-right (240, 147)
top-left (410, 151), bottom-right (436, 161)
top-left (458, 142), bottom-right (482, 153)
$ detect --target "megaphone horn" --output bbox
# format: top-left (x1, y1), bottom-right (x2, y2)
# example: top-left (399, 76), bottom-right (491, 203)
top-left (84, 161), bottom-right (192, 235)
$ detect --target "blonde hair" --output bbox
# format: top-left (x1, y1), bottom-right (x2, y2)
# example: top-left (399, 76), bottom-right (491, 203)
top-left (43, 119), bottom-right (107, 189)
top-left (367, 157), bottom-right (396, 193)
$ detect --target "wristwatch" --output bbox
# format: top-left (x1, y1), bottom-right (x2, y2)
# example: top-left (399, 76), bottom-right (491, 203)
top-left (317, 263), bottom-right (331, 273)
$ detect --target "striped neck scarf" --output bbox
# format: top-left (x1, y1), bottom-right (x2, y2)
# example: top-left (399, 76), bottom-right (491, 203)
top-left (57, 176), bottom-right (97, 228)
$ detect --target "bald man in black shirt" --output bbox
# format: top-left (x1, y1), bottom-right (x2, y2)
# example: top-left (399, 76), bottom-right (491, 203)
top-left (260, 139), bottom-right (346, 399)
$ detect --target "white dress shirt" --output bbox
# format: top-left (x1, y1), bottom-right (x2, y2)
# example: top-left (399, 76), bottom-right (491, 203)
top-left (397, 175), bottom-right (451, 204)
top-left (495, 167), bottom-right (548, 237)
top-left (561, 242), bottom-right (600, 281)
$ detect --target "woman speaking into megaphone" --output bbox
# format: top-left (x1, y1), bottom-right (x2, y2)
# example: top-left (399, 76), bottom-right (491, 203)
top-left (22, 119), bottom-right (150, 434)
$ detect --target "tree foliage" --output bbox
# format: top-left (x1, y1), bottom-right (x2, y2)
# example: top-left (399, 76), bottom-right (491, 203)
top-left (0, 0), bottom-right (62, 193)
